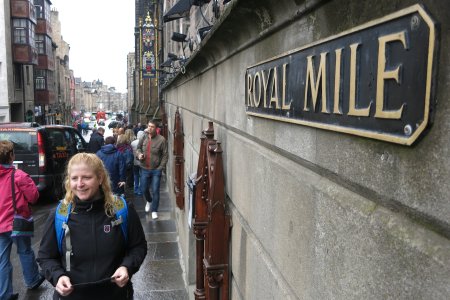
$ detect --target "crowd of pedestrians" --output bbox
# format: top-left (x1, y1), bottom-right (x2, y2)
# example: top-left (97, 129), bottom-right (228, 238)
top-left (86, 119), bottom-right (168, 219)
top-left (0, 118), bottom-right (167, 299)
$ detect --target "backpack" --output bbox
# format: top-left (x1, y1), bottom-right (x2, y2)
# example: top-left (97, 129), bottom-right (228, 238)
top-left (118, 144), bottom-right (134, 169)
top-left (124, 148), bottom-right (134, 168)
top-left (54, 196), bottom-right (128, 270)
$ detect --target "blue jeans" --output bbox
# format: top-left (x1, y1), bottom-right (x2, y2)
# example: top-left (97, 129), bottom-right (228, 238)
top-left (133, 165), bottom-right (141, 194)
top-left (140, 168), bottom-right (162, 212)
top-left (0, 232), bottom-right (42, 299)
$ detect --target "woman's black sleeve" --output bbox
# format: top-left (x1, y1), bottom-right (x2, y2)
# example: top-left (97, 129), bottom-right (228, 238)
top-left (37, 209), bottom-right (66, 286)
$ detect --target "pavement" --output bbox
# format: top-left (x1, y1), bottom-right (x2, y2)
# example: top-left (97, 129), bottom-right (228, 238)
top-left (11, 176), bottom-right (189, 300)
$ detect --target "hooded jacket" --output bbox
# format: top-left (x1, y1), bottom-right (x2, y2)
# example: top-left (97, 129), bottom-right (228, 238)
top-left (87, 131), bottom-right (104, 153)
top-left (0, 165), bottom-right (39, 234)
top-left (37, 196), bottom-right (147, 300)
top-left (96, 144), bottom-right (126, 194)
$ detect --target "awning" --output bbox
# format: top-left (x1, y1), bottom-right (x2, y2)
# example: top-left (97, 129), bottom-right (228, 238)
top-left (163, 0), bottom-right (193, 23)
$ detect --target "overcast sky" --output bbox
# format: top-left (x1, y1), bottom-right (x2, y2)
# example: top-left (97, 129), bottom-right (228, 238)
top-left (50, 0), bottom-right (135, 93)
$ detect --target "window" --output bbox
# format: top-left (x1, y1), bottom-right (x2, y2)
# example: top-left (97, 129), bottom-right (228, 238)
top-left (0, 131), bottom-right (36, 154)
top-left (13, 19), bottom-right (27, 44)
top-left (12, 19), bottom-right (35, 46)
top-left (47, 129), bottom-right (68, 150)
top-left (30, 24), bottom-right (35, 47)
top-left (72, 130), bottom-right (86, 150)
top-left (34, 0), bottom-right (50, 21)
top-left (44, 1), bottom-right (50, 21)
top-left (35, 77), bottom-right (45, 90)
top-left (35, 69), bottom-right (47, 90)
top-left (36, 34), bottom-right (44, 54)
top-left (35, 5), bottom-right (43, 19)
top-left (35, 69), bottom-right (53, 90)
top-left (45, 36), bottom-right (52, 55)
top-left (47, 71), bottom-right (54, 91)
top-left (36, 35), bottom-right (52, 56)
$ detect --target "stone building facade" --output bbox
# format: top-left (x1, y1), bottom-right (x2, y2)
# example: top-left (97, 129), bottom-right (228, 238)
top-left (161, 0), bottom-right (450, 299)
top-left (0, 0), bottom-right (12, 122)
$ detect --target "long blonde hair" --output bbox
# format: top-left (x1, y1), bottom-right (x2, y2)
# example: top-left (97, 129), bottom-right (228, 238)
top-left (124, 129), bottom-right (135, 144)
top-left (63, 153), bottom-right (116, 217)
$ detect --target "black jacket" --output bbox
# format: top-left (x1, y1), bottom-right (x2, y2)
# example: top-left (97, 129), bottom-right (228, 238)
top-left (87, 132), bottom-right (104, 153)
top-left (37, 197), bottom-right (147, 300)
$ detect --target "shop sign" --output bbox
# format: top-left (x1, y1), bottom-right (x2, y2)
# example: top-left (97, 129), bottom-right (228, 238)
top-left (245, 5), bottom-right (438, 145)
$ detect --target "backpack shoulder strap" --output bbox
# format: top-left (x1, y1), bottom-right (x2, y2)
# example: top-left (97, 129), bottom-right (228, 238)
top-left (111, 195), bottom-right (128, 244)
top-left (55, 201), bottom-right (72, 254)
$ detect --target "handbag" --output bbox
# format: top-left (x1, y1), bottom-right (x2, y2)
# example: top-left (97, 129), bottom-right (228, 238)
top-left (10, 169), bottom-right (34, 237)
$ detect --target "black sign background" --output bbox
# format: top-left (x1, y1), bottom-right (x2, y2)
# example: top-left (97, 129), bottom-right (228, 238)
top-left (245, 5), bottom-right (438, 145)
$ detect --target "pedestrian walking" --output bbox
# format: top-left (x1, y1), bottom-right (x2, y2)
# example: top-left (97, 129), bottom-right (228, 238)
top-left (136, 120), bottom-right (168, 219)
top-left (123, 129), bottom-right (135, 146)
top-left (116, 134), bottom-right (134, 191)
top-left (80, 119), bottom-right (89, 136)
top-left (87, 127), bottom-right (105, 153)
top-left (133, 123), bottom-right (141, 136)
top-left (131, 131), bottom-right (145, 195)
top-left (37, 153), bottom-right (147, 300)
top-left (96, 137), bottom-right (126, 195)
top-left (0, 141), bottom-right (45, 300)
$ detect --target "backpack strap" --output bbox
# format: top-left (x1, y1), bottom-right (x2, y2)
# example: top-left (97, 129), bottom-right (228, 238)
top-left (55, 201), bottom-right (73, 271)
top-left (54, 197), bottom-right (128, 271)
top-left (111, 195), bottom-right (128, 245)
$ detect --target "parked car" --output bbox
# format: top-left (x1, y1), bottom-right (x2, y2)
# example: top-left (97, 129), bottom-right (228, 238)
top-left (0, 122), bottom-right (87, 201)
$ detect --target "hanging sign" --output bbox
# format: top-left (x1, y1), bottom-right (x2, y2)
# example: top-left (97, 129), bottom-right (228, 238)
top-left (142, 14), bottom-right (156, 78)
top-left (245, 5), bottom-right (438, 145)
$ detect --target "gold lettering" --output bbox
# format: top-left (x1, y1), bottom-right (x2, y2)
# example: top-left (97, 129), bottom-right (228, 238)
top-left (269, 67), bottom-right (280, 109)
top-left (375, 31), bottom-right (407, 119)
top-left (261, 69), bottom-right (271, 108)
top-left (348, 43), bottom-right (371, 116)
top-left (247, 73), bottom-right (253, 107)
top-left (304, 52), bottom-right (328, 113)
top-left (333, 48), bottom-right (343, 114)
top-left (253, 72), bottom-right (262, 107)
top-left (281, 63), bottom-right (291, 110)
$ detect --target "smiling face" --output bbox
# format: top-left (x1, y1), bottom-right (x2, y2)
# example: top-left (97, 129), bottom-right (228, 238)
top-left (69, 162), bottom-right (103, 201)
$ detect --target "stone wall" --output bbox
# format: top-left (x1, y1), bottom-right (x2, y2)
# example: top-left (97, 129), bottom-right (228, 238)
top-left (163, 0), bottom-right (450, 298)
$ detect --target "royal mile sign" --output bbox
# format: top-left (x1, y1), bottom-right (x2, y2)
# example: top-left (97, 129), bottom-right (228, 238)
top-left (245, 5), bottom-right (438, 145)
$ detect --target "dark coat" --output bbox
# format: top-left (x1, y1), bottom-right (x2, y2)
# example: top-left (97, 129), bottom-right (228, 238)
top-left (116, 143), bottom-right (134, 169)
top-left (87, 132), bottom-right (105, 153)
top-left (37, 197), bottom-right (147, 300)
top-left (96, 144), bottom-right (126, 194)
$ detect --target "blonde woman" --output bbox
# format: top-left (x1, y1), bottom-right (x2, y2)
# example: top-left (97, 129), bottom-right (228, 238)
top-left (123, 129), bottom-right (135, 144)
top-left (37, 153), bottom-right (147, 299)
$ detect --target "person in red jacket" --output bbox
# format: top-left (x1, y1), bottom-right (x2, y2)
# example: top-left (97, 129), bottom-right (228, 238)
top-left (0, 140), bottom-right (45, 300)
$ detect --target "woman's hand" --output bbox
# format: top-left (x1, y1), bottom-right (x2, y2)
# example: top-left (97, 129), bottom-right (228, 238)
top-left (112, 266), bottom-right (129, 287)
top-left (56, 275), bottom-right (74, 296)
